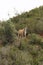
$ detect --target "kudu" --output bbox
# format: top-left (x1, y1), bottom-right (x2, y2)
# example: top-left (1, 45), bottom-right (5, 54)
top-left (18, 27), bottom-right (27, 38)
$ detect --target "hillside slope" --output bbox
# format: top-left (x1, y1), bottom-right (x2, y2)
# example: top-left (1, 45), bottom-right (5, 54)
top-left (0, 6), bottom-right (43, 65)
top-left (11, 6), bottom-right (43, 34)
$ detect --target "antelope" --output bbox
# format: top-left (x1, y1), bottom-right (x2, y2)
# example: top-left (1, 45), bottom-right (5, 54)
top-left (18, 27), bottom-right (27, 38)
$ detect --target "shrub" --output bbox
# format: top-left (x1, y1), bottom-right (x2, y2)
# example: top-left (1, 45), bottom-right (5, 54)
top-left (18, 38), bottom-right (29, 50)
top-left (0, 21), bottom-right (17, 46)
top-left (29, 33), bottom-right (41, 45)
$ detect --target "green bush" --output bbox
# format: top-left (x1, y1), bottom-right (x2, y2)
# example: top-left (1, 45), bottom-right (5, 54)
top-left (0, 21), bottom-right (17, 45)
top-left (18, 38), bottom-right (29, 50)
top-left (29, 34), bottom-right (41, 45)
top-left (0, 45), bottom-right (33, 65)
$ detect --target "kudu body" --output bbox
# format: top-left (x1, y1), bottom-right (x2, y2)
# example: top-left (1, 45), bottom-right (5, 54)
top-left (18, 27), bottom-right (27, 38)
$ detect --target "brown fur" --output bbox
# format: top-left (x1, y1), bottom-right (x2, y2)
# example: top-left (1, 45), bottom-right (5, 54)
top-left (18, 29), bottom-right (24, 38)
top-left (18, 27), bottom-right (28, 38)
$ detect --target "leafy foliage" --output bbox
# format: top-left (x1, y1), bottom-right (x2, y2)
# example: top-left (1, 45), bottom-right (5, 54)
top-left (0, 6), bottom-right (43, 65)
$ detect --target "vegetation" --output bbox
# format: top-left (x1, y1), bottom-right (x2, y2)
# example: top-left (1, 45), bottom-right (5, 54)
top-left (0, 6), bottom-right (43, 65)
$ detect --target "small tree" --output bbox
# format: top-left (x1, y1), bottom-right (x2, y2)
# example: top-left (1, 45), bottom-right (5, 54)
top-left (4, 21), bottom-right (16, 44)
